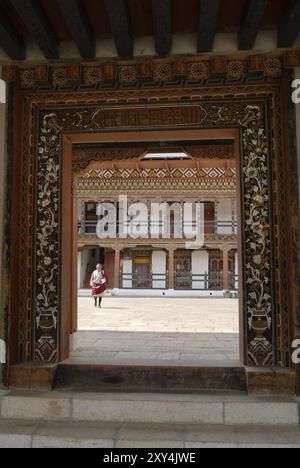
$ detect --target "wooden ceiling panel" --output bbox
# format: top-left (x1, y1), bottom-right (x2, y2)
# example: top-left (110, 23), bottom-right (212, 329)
top-left (83, 0), bottom-right (111, 38)
top-left (104, 0), bottom-right (133, 57)
top-left (128, 0), bottom-right (153, 37)
top-left (40, 0), bottom-right (71, 41)
top-left (41, 0), bottom-right (72, 41)
top-left (0, 0), bottom-right (297, 60)
top-left (216, 0), bottom-right (247, 33)
top-left (261, 0), bottom-right (291, 28)
top-left (10, 0), bottom-right (59, 59)
top-left (0, 0), bottom-right (32, 40)
top-left (172, 0), bottom-right (199, 34)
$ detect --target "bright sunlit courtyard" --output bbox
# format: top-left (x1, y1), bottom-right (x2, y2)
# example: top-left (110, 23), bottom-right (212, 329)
top-left (67, 297), bottom-right (240, 365)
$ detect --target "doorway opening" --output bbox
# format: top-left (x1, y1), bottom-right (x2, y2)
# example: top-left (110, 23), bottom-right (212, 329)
top-left (67, 131), bottom-right (242, 367)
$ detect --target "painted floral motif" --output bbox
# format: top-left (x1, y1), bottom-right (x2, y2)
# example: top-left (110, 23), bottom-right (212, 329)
top-left (119, 65), bottom-right (137, 84)
top-left (264, 57), bottom-right (282, 77)
top-left (52, 68), bottom-right (68, 87)
top-left (241, 106), bottom-right (273, 365)
top-left (35, 113), bottom-right (62, 361)
top-left (153, 63), bottom-right (173, 82)
top-left (188, 62), bottom-right (209, 80)
top-left (207, 103), bottom-right (274, 365)
top-left (84, 66), bottom-right (103, 85)
top-left (21, 69), bottom-right (35, 88)
top-left (227, 61), bottom-right (244, 79)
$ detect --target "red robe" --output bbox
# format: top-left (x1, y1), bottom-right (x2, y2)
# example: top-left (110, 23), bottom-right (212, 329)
top-left (91, 271), bottom-right (109, 297)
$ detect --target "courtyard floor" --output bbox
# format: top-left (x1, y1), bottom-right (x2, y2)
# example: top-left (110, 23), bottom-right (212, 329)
top-left (67, 297), bottom-right (240, 366)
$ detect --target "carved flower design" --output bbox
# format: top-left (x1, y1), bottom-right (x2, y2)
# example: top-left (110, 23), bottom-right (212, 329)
top-left (119, 66), bottom-right (137, 83)
top-left (188, 62), bottom-right (209, 80)
top-left (253, 255), bottom-right (262, 265)
top-left (253, 194), bottom-right (265, 204)
top-left (245, 167), bottom-right (258, 178)
top-left (154, 63), bottom-right (173, 82)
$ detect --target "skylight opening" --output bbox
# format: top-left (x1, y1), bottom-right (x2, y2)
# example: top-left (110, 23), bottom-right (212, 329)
top-left (142, 151), bottom-right (191, 161)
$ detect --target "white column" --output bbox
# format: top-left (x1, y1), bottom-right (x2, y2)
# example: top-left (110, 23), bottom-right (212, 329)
top-left (123, 258), bottom-right (133, 289)
top-left (77, 252), bottom-right (82, 288)
top-left (235, 251), bottom-right (239, 290)
top-left (152, 250), bottom-right (167, 289)
top-left (192, 250), bottom-right (209, 290)
top-left (217, 199), bottom-right (232, 234)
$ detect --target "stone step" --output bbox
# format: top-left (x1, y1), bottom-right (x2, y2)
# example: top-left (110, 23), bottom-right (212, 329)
top-left (0, 419), bottom-right (300, 448)
top-left (0, 390), bottom-right (299, 427)
top-left (54, 363), bottom-right (247, 393)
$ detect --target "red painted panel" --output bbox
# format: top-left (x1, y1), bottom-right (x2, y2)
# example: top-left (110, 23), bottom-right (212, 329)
top-left (128, 0), bottom-right (153, 37)
top-left (83, 0), bottom-right (112, 38)
top-left (41, 0), bottom-right (71, 41)
top-left (204, 202), bottom-right (215, 235)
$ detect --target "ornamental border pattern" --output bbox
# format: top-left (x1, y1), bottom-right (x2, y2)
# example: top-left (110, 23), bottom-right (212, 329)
top-left (17, 82), bottom-right (289, 368)
top-left (2, 50), bottom-right (300, 89)
top-left (72, 144), bottom-right (235, 171)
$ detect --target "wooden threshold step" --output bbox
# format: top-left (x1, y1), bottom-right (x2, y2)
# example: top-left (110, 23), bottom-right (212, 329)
top-left (54, 363), bottom-right (247, 393)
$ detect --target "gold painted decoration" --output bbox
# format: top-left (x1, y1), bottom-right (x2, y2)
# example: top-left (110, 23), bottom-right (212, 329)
top-left (2, 50), bottom-right (299, 88)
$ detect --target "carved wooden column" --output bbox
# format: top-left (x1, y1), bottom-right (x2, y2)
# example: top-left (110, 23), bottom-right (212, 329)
top-left (0, 88), bottom-right (5, 319)
top-left (168, 248), bottom-right (175, 290)
top-left (222, 247), bottom-right (230, 290)
top-left (113, 248), bottom-right (122, 289)
top-left (297, 67), bottom-right (300, 218)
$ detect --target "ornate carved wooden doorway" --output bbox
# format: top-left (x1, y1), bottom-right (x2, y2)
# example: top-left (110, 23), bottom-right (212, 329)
top-left (7, 78), bottom-right (298, 382)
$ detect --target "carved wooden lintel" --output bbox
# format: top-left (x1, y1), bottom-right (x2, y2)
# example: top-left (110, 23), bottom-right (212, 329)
top-left (2, 51), bottom-right (298, 89)
top-left (72, 143), bottom-right (235, 171)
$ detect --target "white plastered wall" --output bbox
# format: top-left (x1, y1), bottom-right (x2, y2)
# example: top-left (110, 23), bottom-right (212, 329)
top-left (217, 199), bottom-right (233, 234)
top-left (152, 250), bottom-right (167, 289)
top-left (192, 251), bottom-right (209, 290)
top-left (123, 259), bottom-right (133, 289)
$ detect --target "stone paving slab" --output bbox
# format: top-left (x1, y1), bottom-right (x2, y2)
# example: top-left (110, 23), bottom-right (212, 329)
top-left (78, 297), bottom-right (239, 333)
top-left (1, 391), bottom-right (299, 426)
top-left (1, 419), bottom-right (300, 448)
top-left (70, 298), bottom-right (239, 365)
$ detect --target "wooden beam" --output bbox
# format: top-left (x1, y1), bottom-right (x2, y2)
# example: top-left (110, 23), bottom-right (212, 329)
top-left (0, 8), bottom-right (25, 60)
top-left (58, 0), bottom-right (95, 58)
top-left (10, 0), bottom-right (59, 59)
top-left (152, 0), bottom-right (172, 56)
top-left (278, 0), bottom-right (300, 48)
top-left (197, 0), bottom-right (221, 53)
top-left (104, 0), bottom-right (133, 57)
top-left (238, 0), bottom-right (268, 50)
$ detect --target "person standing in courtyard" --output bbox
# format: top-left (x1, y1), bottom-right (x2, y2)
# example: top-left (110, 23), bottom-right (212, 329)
top-left (90, 264), bottom-right (109, 308)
